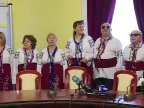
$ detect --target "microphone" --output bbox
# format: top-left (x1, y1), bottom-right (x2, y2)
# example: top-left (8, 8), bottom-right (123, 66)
top-left (124, 79), bottom-right (135, 100)
top-left (72, 75), bottom-right (92, 93)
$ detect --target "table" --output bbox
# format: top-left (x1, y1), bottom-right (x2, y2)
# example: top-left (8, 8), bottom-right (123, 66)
top-left (0, 89), bottom-right (144, 108)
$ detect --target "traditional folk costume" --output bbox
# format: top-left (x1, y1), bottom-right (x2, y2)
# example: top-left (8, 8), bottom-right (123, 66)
top-left (13, 48), bottom-right (39, 84)
top-left (93, 37), bottom-right (122, 90)
top-left (65, 34), bottom-right (94, 87)
top-left (0, 46), bottom-right (13, 90)
top-left (123, 43), bottom-right (144, 90)
top-left (39, 47), bottom-right (65, 89)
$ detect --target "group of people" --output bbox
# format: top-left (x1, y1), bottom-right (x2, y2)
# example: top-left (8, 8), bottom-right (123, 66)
top-left (0, 20), bottom-right (144, 92)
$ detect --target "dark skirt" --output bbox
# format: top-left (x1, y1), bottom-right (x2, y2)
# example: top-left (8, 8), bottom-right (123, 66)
top-left (41, 63), bottom-right (64, 89)
top-left (0, 64), bottom-right (12, 91)
top-left (18, 63), bottom-right (37, 72)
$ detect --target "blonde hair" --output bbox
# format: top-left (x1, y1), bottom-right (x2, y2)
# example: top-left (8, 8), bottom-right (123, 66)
top-left (46, 32), bottom-right (57, 40)
top-left (0, 32), bottom-right (6, 46)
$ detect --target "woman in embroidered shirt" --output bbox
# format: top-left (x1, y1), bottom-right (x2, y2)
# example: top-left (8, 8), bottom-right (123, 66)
top-left (123, 30), bottom-right (144, 92)
top-left (65, 20), bottom-right (94, 88)
top-left (0, 32), bottom-right (13, 90)
top-left (39, 33), bottom-right (64, 89)
top-left (14, 35), bottom-right (39, 73)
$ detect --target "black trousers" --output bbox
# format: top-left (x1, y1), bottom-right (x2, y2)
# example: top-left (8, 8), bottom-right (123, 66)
top-left (94, 78), bottom-right (113, 90)
top-left (136, 86), bottom-right (144, 92)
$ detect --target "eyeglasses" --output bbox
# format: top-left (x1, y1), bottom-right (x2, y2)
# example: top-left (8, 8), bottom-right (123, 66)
top-left (129, 33), bottom-right (141, 37)
top-left (101, 26), bottom-right (110, 29)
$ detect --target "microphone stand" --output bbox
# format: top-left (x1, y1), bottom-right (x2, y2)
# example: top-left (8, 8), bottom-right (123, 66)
top-left (124, 80), bottom-right (135, 100)
top-left (77, 83), bottom-right (85, 96)
top-left (124, 84), bottom-right (130, 98)
top-left (78, 84), bottom-right (81, 91)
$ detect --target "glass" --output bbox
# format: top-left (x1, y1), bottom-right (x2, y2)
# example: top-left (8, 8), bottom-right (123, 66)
top-left (130, 33), bottom-right (141, 37)
top-left (101, 26), bottom-right (110, 29)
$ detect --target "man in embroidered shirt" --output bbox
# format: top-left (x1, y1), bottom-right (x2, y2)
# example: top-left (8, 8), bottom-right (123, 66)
top-left (93, 22), bottom-right (122, 90)
top-left (123, 30), bottom-right (144, 92)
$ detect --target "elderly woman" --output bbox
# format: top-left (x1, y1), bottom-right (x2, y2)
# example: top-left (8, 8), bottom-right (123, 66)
top-left (0, 32), bottom-right (13, 90)
top-left (39, 33), bottom-right (65, 89)
top-left (14, 35), bottom-right (39, 73)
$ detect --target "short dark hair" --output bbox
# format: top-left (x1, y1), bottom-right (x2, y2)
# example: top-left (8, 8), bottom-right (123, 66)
top-left (22, 35), bottom-right (37, 49)
top-left (73, 20), bottom-right (84, 36)
top-left (73, 20), bottom-right (84, 28)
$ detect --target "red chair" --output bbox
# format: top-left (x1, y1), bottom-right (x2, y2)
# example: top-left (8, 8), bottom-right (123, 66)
top-left (113, 70), bottom-right (137, 95)
top-left (64, 66), bottom-right (87, 89)
top-left (16, 70), bottom-right (42, 90)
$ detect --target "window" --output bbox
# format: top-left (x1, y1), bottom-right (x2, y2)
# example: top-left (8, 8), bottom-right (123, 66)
top-left (111, 0), bottom-right (138, 49)
top-left (0, 0), bottom-right (13, 48)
